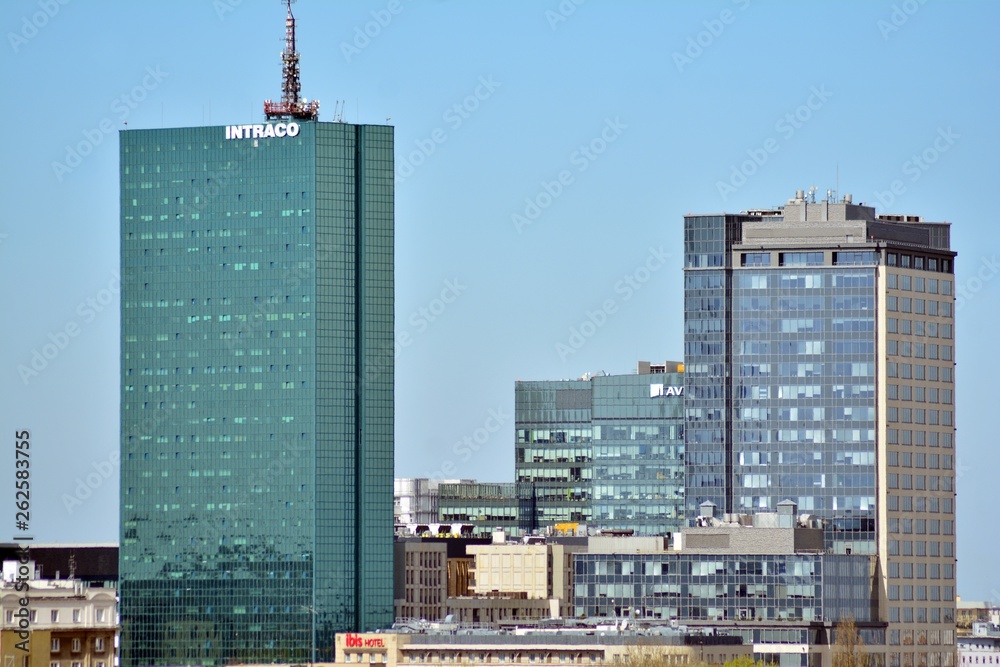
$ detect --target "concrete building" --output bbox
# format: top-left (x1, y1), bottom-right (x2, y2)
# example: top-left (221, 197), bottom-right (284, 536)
top-left (468, 541), bottom-right (580, 604)
top-left (682, 193), bottom-right (958, 666)
top-left (433, 539), bottom-right (586, 624)
top-left (393, 537), bottom-right (490, 623)
top-left (958, 601), bottom-right (1000, 631)
top-left (333, 627), bottom-right (748, 667)
top-left (1, 576), bottom-right (117, 667)
top-left (959, 623), bottom-right (1000, 667)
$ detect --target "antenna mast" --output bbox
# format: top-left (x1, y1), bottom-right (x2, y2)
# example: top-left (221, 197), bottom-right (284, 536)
top-left (264, 0), bottom-right (319, 121)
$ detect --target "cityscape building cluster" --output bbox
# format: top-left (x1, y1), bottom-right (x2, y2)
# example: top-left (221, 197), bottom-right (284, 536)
top-left (2, 4), bottom-right (971, 667)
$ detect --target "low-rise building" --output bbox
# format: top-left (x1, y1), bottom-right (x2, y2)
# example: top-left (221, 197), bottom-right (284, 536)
top-left (437, 482), bottom-right (536, 537)
top-left (1, 579), bottom-right (117, 667)
top-left (395, 478), bottom-right (475, 526)
top-left (394, 537), bottom-right (491, 622)
top-left (333, 627), bottom-right (748, 667)
top-left (959, 622), bottom-right (1000, 667)
top-left (958, 601), bottom-right (1000, 631)
top-left (1, 545), bottom-right (118, 667)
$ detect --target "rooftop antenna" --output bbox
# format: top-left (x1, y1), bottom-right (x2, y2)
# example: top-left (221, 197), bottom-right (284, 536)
top-left (263, 0), bottom-right (320, 121)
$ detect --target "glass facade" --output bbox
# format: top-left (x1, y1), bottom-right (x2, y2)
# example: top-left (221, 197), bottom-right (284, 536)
top-left (683, 214), bottom-right (750, 518)
top-left (515, 369), bottom-right (684, 535)
top-left (119, 121), bottom-right (394, 666)
top-left (732, 263), bottom-right (878, 554)
top-left (573, 552), bottom-right (873, 623)
top-left (681, 202), bottom-right (958, 667)
top-left (436, 482), bottom-right (535, 536)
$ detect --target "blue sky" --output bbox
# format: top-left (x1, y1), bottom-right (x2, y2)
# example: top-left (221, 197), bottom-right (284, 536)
top-left (1, 0), bottom-right (997, 601)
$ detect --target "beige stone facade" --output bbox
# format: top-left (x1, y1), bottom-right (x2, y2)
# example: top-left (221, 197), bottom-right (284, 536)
top-left (329, 631), bottom-right (749, 667)
top-left (0, 580), bottom-right (117, 667)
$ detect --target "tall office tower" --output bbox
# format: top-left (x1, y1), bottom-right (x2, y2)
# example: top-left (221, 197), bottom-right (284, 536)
top-left (119, 4), bottom-right (394, 665)
top-left (683, 192), bottom-right (957, 666)
top-left (515, 362), bottom-right (685, 536)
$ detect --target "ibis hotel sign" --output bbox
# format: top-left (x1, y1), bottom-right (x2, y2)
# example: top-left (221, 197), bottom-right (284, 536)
top-left (344, 634), bottom-right (385, 649)
top-left (225, 122), bottom-right (300, 140)
top-left (650, 384), bottom-right (684, 398)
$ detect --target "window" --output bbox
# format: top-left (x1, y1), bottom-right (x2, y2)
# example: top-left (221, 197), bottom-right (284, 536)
top-left (51, 610), bottom-right (60, 623)
top-left (95, 638), bottom-right (105, 652)
top-left (96, 609), bottom-right (106, 623)
top-left (73, 609), bottom-right (82, 623)
top-left (51, 639), bottom-right (61, 652)
top-left (835, 251), bottom-right (877, 265)
top-left (780, 252), bottom-right (824, 266)
top-left (742, 252), bottom-right (770, 267)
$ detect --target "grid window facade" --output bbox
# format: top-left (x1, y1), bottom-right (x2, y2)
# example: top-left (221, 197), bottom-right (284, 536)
top-left (731, 266), bottom-right (877, 554)
top-left (883, 265), bottom-right (958, 649)
top-left (681, 204), bottom-right (956, 661)
top-left (573, 553), bottom-right (873, 623)
top-left (515, 372), bottom-right (684, 535)
top-left (119, 121), bottom-right (394, 666)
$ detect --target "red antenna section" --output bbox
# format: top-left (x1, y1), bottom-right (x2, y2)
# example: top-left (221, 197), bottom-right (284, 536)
top-left (264, 0), bottom-right (319, 121)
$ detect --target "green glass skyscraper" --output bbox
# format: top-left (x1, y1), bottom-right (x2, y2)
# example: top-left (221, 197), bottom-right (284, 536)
top-left (118, 118), bottom-right (394, 665)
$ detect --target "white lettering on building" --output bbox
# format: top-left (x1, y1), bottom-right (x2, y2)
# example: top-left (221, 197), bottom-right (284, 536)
top-left (650, 384), bottom-right (684, 398)
top-left (225, 123), bottom-right (300, 140)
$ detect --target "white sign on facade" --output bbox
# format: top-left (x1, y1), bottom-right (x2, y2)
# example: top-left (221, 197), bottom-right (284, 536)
top-left (225, 123), bottom-right (300, 140)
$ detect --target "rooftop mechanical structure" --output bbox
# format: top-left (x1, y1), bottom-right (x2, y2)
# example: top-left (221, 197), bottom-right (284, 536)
top-left (264, 0), bottom-right (320, 121)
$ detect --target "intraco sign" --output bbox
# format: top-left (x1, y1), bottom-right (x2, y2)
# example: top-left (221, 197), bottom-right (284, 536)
top-left (225, 123), bottom-right (300, 140)
top-left (344, 634), bottom-right (385, 649)
top-left (650, 384), bottom-right (684, 398)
